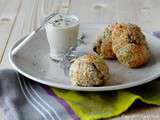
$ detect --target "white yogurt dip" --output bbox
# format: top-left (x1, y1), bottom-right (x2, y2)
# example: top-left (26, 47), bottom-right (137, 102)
top-left (45, 14), bottom-right (79, 61)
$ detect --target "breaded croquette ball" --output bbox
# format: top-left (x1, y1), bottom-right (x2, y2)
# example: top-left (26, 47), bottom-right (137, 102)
top-left (111, 23), bottom-right (150, 68)
top-left (93, 26), bottom-right (116, 59)
top-left (69, 54), bottom-right (109, 87)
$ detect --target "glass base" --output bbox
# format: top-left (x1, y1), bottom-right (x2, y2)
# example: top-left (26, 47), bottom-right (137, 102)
top-left (49, 53), bottom-right (64, 61)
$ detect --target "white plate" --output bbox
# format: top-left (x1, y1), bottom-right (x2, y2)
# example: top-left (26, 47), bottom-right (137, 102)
top-left (9, 25), bottom-right (160, 91)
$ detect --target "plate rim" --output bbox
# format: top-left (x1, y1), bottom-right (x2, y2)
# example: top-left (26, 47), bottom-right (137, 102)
top-left (9, 33), bottom-right (160, 91)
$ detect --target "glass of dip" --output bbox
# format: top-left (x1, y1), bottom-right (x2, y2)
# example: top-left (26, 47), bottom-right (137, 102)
top-left (45, 14), bottom-right (79, 61)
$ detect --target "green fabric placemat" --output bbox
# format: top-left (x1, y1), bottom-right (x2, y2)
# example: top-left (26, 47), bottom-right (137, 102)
top-left (51, 80), bottom-right (160, 120)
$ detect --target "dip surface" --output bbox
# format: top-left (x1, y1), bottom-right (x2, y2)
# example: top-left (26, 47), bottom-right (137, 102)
top-left (48, 14), bottom-right (79, 27)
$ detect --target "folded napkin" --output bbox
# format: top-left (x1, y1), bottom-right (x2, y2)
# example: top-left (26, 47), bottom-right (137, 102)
top-left (0, 69), bottom-right (159, 120)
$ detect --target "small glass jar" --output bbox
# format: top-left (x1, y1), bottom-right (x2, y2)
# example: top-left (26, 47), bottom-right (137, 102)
top-left (45, 14), bottom-right (79, 61)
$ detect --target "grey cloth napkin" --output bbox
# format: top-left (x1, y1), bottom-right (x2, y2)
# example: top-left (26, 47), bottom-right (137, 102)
top-left (0, 69), bottom-right (79, 120)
